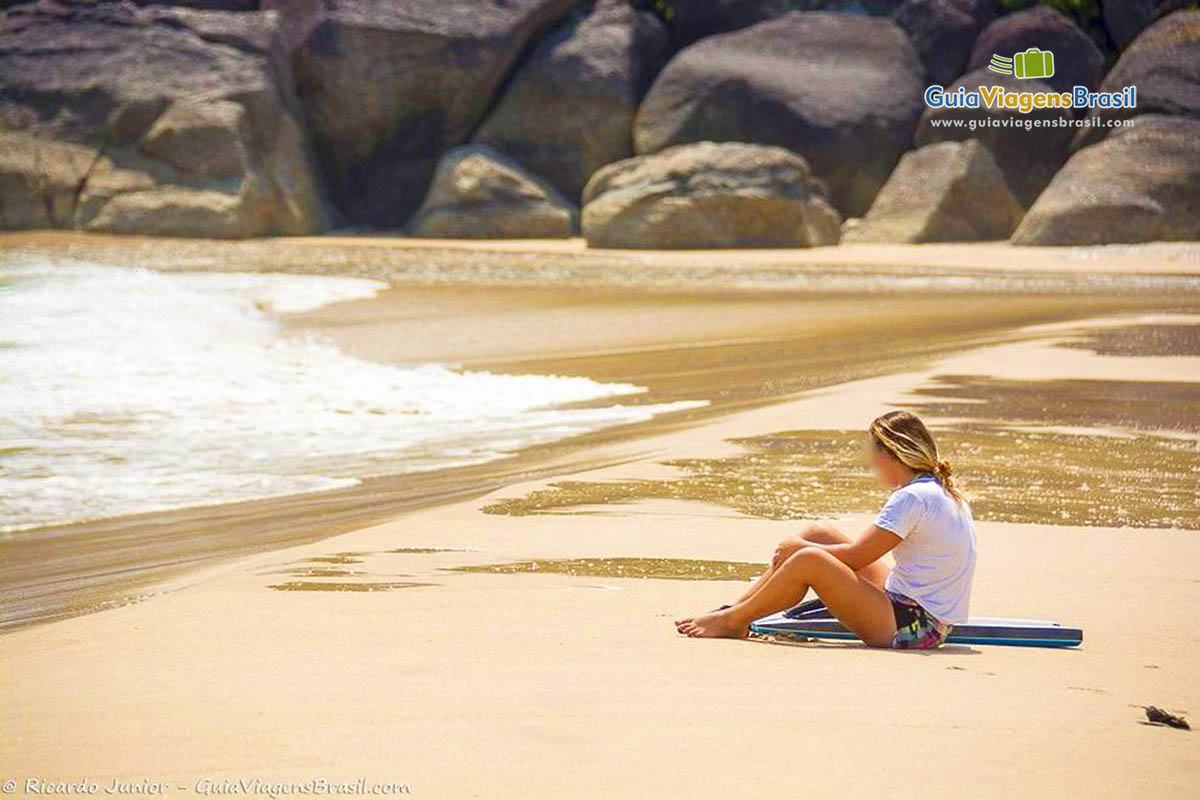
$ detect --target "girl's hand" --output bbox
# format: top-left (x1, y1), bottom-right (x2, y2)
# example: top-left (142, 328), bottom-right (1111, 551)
top-left (772, 536), bottom-right (807, 568)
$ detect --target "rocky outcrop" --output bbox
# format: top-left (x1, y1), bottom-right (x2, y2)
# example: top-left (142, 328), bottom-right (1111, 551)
top-left (915, 70), bottom-right (1074, 205)
top-left (1103, 1), bottom-right (1195, 50)
top-left (130, 1), bottom-right (259, 9)
top-left (408, 146), bottom-right (576, 239)
top-left (275, 0), bottom-right (574, 228)
top-left (0, 2), bottom-right (325, 237)
top-left (0, 134), bottom-right (109, 230)
top-left (144, 4), bottom-right (281, 54)
top-left (581, 141), bottom-right (839, 249)
top-left (662, 0), bottom-right (909, 46)
top-left (85, 189), bottom-right (258, 239)
top-left (966, 6), bottom-right (1105, 94)
top-left (661, 0), bottom-right (800, 47)
top-left (473, 2), bottom-right (669, 204)
top-left (1012, 115), bottom-right (1200, 245)
top-left (1075, 10), bottom-right (1200, 148)
top-left (845, 140), bottom-right (1023, 243)
top-left (634, 12), bottom-right (926, 217)
top-left (1103, 0), bottom-right (1155, 49)
top-left (893, 0), bottom-right (996, 86)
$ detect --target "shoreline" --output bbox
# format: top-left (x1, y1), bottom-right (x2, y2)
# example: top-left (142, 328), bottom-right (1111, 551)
top-left (4, 238), bottom-right (1200, 632)
top-left (5, 239), bottom-right (1200, 631)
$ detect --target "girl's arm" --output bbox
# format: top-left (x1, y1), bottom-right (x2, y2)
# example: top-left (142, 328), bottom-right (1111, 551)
top-left (772, 526), bottom-right (901, 571)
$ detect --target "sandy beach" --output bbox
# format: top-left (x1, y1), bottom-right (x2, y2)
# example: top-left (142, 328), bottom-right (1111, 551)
top-left (2, 235), bottom-right (1199, 798)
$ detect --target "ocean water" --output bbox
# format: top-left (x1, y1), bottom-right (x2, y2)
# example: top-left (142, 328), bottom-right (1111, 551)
top-left (0, 260), bottom-right (704, 532)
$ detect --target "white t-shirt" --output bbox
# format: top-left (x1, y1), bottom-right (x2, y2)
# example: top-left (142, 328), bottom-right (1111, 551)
top-left (875, 475), bottom-right (976, 624)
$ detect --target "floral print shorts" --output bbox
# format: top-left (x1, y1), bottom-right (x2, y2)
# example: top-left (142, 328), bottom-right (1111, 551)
top-left (888, 590), bottom-right (952, 649)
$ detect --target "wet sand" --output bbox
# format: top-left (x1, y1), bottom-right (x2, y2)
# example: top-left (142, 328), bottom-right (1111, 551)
top-left (2, 235), bottom-right (1199, 797)
top-left (4, 236), bottom-right (1199, 630)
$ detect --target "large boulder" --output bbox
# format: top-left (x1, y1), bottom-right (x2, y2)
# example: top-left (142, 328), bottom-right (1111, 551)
top-left (0, 133), bottom-right (111, 230)
top-left (139, 100), bottom-right (250, 180)
top-left (581, 141), bottom-right (840, 249)
top-left (84, 188), bottom-right (259, 239)
top-left (893, 0), bottom-right (996, 86)
top-left (966, 6), bottom-right (1106, 94)
top-left (0, 130), bottom-right (264, 236)
top-left (473, 1), bottom-right (669, 203)
top-left (634, 12), bottom-right (926, 217)
top-left (1075, 10), bottom-right (1200, 148)
top-left (0, 2), bottom-right (325, 237)
top-left (129, 1), bottom-right (260, 9)
top-left (844, 140), bottom-right (1024, 243)
top-left (1012, 115), bottom-right (1200, 245)
top-left (407, 145), bottom-right (576, 239)
top-left (1103, 0), bottom-right (1155, 49)
top-left (143, 4), bottom-right (282, 54)
top-left (915, 69), bottom-right (1074, 205)
top-left (1103, 0), bottom-right (1194, 50)
top-left (274, 0), bottom-right (574, 228)
top-left (662, 0), bottom-right (908, 46)
top-left (660, 0), bottom-right (801, 48)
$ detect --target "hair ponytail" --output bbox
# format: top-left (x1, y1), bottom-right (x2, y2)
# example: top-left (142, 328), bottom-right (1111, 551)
top-left (870, 411), bottom-right (964, 503)
top-left (933, 458), bottom-right (960, 502)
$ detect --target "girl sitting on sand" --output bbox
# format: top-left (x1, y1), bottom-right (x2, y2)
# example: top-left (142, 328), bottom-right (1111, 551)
top-left (675, 410), bottom-right (976, 649)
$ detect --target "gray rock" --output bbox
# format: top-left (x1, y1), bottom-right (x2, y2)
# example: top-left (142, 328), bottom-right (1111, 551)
top-left (129, 1), bottom-right (259, 9)
top-left (143, 5), bottom-right (281, 54)
top-left (0, 2), bottom-right (325, 237)
top-left (1012, 115), bottom-right (1200, 245)
top-left (0, 133), bottom-right (102, 230)
top-left (845, 140), bottom-right (1024, 243)
top-left (581, 141), bottom-right (839, 249)
top-left (662, 0), bottom-right (804, 47)
top-left (474, 2), bottom-right (669, 203)
top-left (1103, 0), bottom-right (1155, 50)
top-left (139, 101), bottom-right (249, 180)
top-left (408, 146), bottom-right (576, 239)
top-left (634, 12), bottom-right (926, 217)
top-left (915, 69), bottom-right (1075, 205)
top-left (966, 6), bottom-right (1106, 94)
top-left (275, 0), bottom-right (574, 228)
top-left (663, 0), bottom-right (908, 46)
top-left (85, 189), bottom-right (255, 239)
top-left (893, 0), bottom-right (996, 86)
top-left (1103, 0), bottom-right (1194, 51)
top-left (1075, 10), bottom-right (1200, 148)
top-left (0, 131), bottom-right (262, 237)
top-left (802, 196), bottom-right (843, 248)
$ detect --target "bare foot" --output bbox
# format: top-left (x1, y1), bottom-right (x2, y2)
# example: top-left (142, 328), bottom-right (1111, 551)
top-left (674, 610), bottom-right (749, 639)
top-left (673, 604), bottom-right (731, 626)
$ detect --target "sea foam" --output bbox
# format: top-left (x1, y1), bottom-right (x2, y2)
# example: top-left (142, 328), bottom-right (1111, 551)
top-left (0, 260), bottom-right (704, 532)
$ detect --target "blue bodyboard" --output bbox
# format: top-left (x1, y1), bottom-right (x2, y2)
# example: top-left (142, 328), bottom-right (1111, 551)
top-left (751, 604), bottom-right (1082, 648)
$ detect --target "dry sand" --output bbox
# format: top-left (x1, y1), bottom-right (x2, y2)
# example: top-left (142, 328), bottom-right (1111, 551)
top-left (3, 310), bottom-right (1199, 798)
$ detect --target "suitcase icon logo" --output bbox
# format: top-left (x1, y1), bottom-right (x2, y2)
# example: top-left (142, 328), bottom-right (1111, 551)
top-left (987, 48), bottom-right (1055, 80)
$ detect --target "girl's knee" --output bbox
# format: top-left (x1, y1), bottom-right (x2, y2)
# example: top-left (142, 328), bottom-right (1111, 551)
top-left (800, 522), bottom-right (845, 545)
top-left (784, 547), bottom-right (838, 572)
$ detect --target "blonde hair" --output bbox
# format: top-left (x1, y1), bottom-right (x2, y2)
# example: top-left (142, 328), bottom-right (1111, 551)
top-left (870, 410), bottom-right (962, 502)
